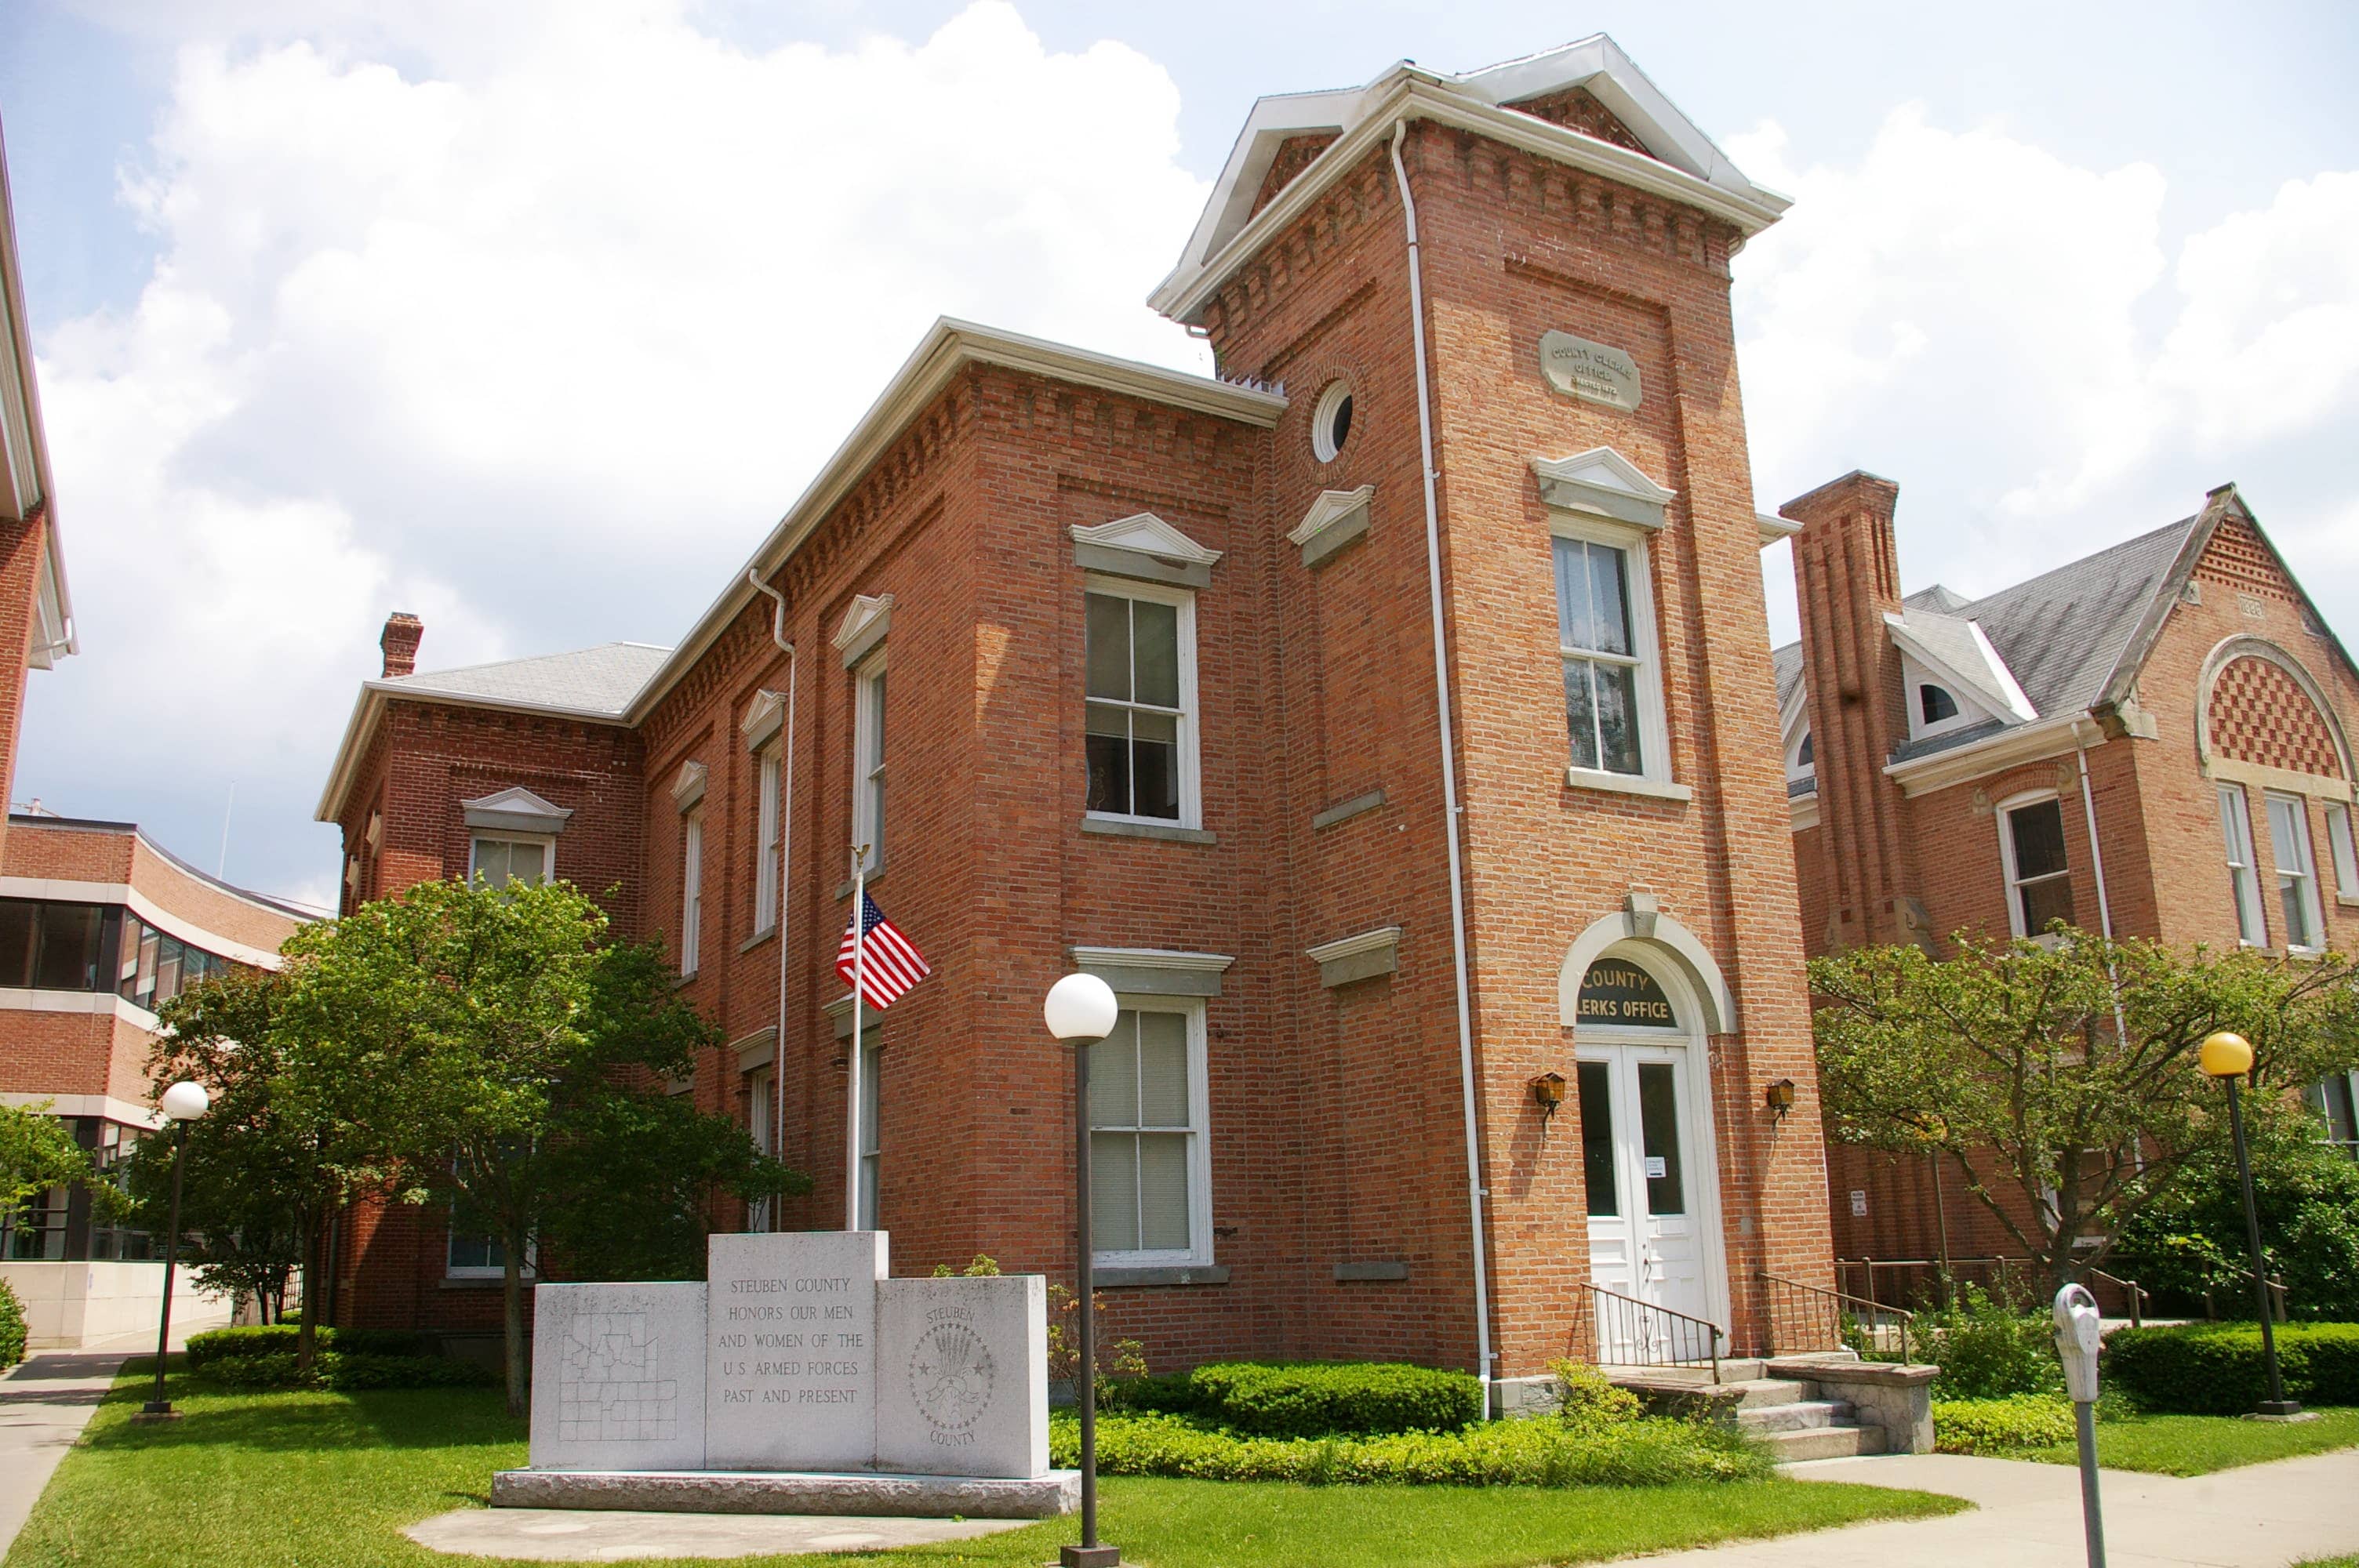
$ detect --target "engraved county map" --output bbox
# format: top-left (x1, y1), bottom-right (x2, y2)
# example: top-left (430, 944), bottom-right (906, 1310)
top-left (558, 1312), bottom-right (678, 1442)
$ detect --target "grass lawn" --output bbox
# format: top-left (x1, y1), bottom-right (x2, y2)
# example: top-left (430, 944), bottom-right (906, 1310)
top-left (2, 1369), bottom-right (1965, 1568)
top-left (2011, 1406), bottom-right (2359, 1477)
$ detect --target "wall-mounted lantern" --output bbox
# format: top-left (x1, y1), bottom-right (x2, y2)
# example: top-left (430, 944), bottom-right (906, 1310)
top-left (1765, 1078), bottom-right (1797, 1122)
top-left (1528, 1072), bottom-right (1567, 1140)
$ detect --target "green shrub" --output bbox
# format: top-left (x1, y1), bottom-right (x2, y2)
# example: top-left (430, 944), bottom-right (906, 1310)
top-left (1174, 1361), bottom-right (1485, 1437)
top-left (0, 1278), bottom-right (25, 1367)
top-left (184, 1324), bottom-right (431, 1369)
top-left (1917, 1286), bottom-right (2062, 1399)
top-left (2105, 1322), bottom-right (2359, 1414)
top-left (1548, 1358), bottom-right (1644, 1426)
top-left (197, 1350), bottom-right (496, 1390)
top-left (1049, 1410), bottom-right (1768, 1487)
top-left (1932, 1394), bottom-right (2075, 1454)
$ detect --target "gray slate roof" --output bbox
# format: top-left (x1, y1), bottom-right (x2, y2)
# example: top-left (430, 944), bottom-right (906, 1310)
top-left (380, 642), bottom-right (673, 717)
top-left (1773, 514), bottom-right (2204, 744)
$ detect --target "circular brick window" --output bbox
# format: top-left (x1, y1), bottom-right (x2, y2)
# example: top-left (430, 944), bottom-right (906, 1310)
top-left (1311, 380), bottom-right (1354, 463)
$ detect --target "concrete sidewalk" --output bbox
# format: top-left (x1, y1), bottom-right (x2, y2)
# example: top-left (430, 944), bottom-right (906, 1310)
top-left (0, 1351), bottom-right (131, 1555)
top-left (1639, 1449), bottom-right (2359, 1566)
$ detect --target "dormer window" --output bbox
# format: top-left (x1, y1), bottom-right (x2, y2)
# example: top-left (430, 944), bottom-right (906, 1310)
top-left (1919, 684), bottom-right (1959, 725)
top-left (1797, 732), bottom-right (1813, 768)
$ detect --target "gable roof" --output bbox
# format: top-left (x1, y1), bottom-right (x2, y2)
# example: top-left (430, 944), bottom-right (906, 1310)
top-left (380, 641), bottom-right (671, 717)
top-left (1150, 35), bottom-right (1789, 324)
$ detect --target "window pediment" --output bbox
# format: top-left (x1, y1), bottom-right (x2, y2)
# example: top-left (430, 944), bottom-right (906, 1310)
top-left (462, 786), bottom-right (573, 837)
top-left (1532, 447), bottom-right (1676, 530)
top-left (1286, 485), bottom-right (1374, 568)
top-left (670, 760), bottom-right (708, 811)
top-left (1071, 512), bottom-right (1222, 588)
top-left (831, 593), bottom-right (893, 669)
top-left (742, 688), bottom-right (787, 751)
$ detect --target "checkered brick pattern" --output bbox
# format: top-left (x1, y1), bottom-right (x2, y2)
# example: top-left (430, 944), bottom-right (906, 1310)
top-left (2207, 655), bottom-right (2344, 779)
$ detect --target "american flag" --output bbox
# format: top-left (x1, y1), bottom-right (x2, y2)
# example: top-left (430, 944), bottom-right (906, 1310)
top-left (835, 892), bottom-right (930, 1009)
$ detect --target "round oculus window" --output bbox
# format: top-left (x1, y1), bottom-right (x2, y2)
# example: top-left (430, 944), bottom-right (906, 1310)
top-left (1311, 380), bottom-right (1354, 463)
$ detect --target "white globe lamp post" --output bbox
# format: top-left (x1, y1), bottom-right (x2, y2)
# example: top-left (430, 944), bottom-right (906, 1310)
top-left (1043, 973), bottom-right (1120, 1567)
top-left (140, 1081), bottom-right (211, 1419)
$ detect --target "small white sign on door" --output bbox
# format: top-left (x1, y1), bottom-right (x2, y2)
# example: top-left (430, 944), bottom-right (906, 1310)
top-left (1644, 1156), bottom-right (1667, 1179)
top-left (1849, 1189), bottom-right (1869, 1217)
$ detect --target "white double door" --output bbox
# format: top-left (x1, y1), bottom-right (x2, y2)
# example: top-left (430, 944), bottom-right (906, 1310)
top-left (1580, 1040), bottom-right (1714, 1359)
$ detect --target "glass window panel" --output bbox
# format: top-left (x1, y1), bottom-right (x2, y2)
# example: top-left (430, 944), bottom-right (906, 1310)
top-left (1565, 661), bottom-right (1600, 771)
top-left (1132, 599), bottom-right (1180, 709)
top-left (1577, 1062), bottom-right (1617, 1218)
top-left (1136, 1012), bottom-right (1189, 1126)
top-left (1921, 685), bottom-right (1960, 724)
top-left (35, 905), bottom-right (100, 991)
top-left (2220, 785), bottom-right (2266, 944)
top-left (2010, 800), bottom-right (2069, 882)
top-left (1637, 1062), bottom-right (1685, 1216)
top-left (1553, 537), bottom-right (1594, 653)
top-left (154, 936), bottom-right (184, 1006)
top-left (1087, 1015), bottom-right (1139, 1126)
top-left (2019, 876), bottom-right (2075, 934)
top-left (1085, 593), bottom-right (1132, 702)
top-left (2328, 804), bottom-right (2359, 896)
top-left (1594, 660), bottom-right (1642, 776)
top-left (1090, 1132), bottom-right (1140, 1252)
top-left (1587, 541), bottom-right (1632, 657)
top-left (2309, 1075), bottom-right (2356, 1149)
top-left (116, 913), bottom-right (144, 994)
top-left (867, 670), bottom-right (887, 757)
top-left (1131, 710), bottom-right (1180, 822)
top-left (1085, 727), bottom-right (1130, 815)
top-left (134, 929), bottom-right (159, 1008)
top-left (1136, 1134), bottom-right (1191, 1251)
top-left (0, 901), bottom-right (34, 988)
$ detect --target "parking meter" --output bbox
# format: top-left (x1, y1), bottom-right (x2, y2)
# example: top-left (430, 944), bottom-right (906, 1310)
top-left (2053, 1283), bottom-right (2103, 1403)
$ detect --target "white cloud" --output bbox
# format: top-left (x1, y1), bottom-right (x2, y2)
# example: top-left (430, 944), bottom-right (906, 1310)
top-left (1732, 108), bottom-right (2359, 649)
top-left (22, 0), bottom-right (1211, 901)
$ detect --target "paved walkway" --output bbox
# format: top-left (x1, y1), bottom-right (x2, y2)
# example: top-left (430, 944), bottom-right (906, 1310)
top-left (1641, 1449), bottom-right (2359, 1566)
top-left (405, 1507), bottom-right (1029, 1560)
top-left (0, 1351), bottom-right (132, 1555)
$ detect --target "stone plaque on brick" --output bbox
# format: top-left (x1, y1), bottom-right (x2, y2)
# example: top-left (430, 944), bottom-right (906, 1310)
top-left (704, 1231), bottom-right (889, 1470)
top-left (529, 1281), bottom-right (707, 1472)
top-left (1539, 330), bottom-right (1641, 412)
top-left (875, 1275), bottom-right (1049, 1479)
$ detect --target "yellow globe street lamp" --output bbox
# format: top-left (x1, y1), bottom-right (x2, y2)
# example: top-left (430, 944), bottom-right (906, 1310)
top-left (2197, 1031), bottom-right (2302, 1418)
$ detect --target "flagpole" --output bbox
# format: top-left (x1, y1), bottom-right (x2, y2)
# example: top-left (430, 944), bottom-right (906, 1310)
top-left (847, 843), bottom-right (865, 1232)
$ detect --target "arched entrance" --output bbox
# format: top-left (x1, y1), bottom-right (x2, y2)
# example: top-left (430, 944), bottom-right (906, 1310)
top-left (1567, 940), bottom-right (1731, 1357)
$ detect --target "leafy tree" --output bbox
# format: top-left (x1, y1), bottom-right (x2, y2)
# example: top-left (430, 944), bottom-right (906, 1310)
top-left (1811, 930), bottom-right (2359, 1291)
top-left (0, 1100), bottom-right (91, 1218)
top-left (136, 966), bottom-right (390, 1370)
top-left (2112, 1110), bottom-right (2359, 1320)
top-left (295, 877), bottom-right (806, 1413)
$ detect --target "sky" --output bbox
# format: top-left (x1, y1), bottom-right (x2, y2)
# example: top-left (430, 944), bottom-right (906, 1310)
top-left (1, 0), bottom-right (2354, 913)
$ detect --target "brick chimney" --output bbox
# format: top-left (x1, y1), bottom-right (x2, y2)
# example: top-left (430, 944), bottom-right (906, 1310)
top-left (380, 612), bottom-right (423, 679)
top-left (1782, 472), bottom-right (1925, 950)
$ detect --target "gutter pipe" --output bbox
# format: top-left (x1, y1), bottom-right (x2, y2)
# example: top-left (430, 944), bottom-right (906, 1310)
top-left (1391, 119), bottom-right (1497, 1410)
top-left (749, 570), bottom-right (797, 1207)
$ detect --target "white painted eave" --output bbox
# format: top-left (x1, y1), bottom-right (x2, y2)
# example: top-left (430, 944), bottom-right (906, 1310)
top-left (1882, 713), bottom-right (2091, 799)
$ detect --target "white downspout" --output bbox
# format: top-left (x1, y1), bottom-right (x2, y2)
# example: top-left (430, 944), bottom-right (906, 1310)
top-left (2071, 717), bottom-right (2117, 942)
top-left (1391, 119), bottom-right (1496, 1410)
top-left (749, 570), bottom-right (797, 1218)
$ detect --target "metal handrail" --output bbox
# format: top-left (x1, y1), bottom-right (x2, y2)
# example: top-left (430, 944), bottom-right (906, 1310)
top-left (1582, 1283), bottom-right (1725, 1380)
top-left (1836, 1255), bottom-right (2152, 1327)
top-left (2080, 1267), bottom-right (2148, 1329)
top-left (2202, 1266), bottom-right (2288, 1324)
top-left (1758, 1272), bottom-right (1916, 1363)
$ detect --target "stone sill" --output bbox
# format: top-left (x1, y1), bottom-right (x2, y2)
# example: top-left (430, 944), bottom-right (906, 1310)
top-left (1081, 818), bottom-right (1217, 846)
top-left (441, 1276), bottom-right (535, 1290)
top-left (1092, 1264), bottom-right (1229, 1288)
top-left (834, 871), bottom-right (885, 901)
top-left (1565, 768), bottom-right (1692, 803)
top-left (738, 927), bottom-right (777, 955)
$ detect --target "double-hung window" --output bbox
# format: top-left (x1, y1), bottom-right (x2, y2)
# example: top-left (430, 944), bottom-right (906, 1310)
top-left (856, 1036), bottom-right (881, 1230)
top-left (752, 742), bottom-right (782, 932)
top-left (2219, 783), bottom-right (2266, 945)
top-left (469, 836), bottom-right (548, 890)
top-left (746, 1065), bottom-right (776, 1231)
top-left (679, 811), bottom-right (703, 976)
top-left (1085, 582), bottom-right (1198, 826)
top-left (1086, 1003), bottom-right (1210, 1265)
top-left (2000, 794), bottom-right (2074, 938)
top-left (853, 655), bottom-right (887, 873)
top-left (1550, 521), bottom-right (1667, 786)
top-left (2325, 801), bottom-right (2359, 902)
top-left (2266, 792), bottom-right (2324, 951)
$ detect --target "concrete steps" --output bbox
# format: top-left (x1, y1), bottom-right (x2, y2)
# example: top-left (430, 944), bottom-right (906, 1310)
top-left (1603, 1363), bottom-right (1890, 1462)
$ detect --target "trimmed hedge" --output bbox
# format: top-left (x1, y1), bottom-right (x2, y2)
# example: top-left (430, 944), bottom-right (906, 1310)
top-left (184, 1325), bottom-right (432, 1369)
top-left (198, 1351), bottom-right (496, 1391)
top-left (0, 1278), bottom-right (25, 1368)
top-left (1933, 1395), bottom-right (2076, 1455)
top-left (1107, 1361), bottom-right (1485, 1437)
top-left (2105, 1323), bottom-right (2359, 1415)
top-left (1049, 1410), bottom-right (1769, 1487)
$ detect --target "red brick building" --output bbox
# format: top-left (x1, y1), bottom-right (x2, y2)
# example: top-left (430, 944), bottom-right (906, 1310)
top-left (1778, 473), bottom-right (2359, 1285)
top-left (316, 38), bottom-right (1838, 1403)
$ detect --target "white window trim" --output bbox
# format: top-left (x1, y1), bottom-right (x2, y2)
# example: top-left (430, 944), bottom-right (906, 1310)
top-left (1082, 573), bottom-right (1202, 831)
top-left (679, 809), bottom-right (704, 977)
top-left (1899, 652), bottom-right (1990, 743)
top-left (467, 833), bottom-right (553, 889)
top-left (1092, 996), bottom-right (1213, 1269)
top-left (856, 1037), bottom-right (881, 1231)
top-left (1996, 789), bottom-right (2072, 942)
top-left (446, 1232), bottom-right (538, 1281)
top-left (2265, 790), bottom-right (2326, 953)
top-left (752, 742), bottom-right (782, 935)
top-left (2219, 782), bottom-right (2267, 946)
top-left (1547, 510), bottom-right (1672, 791)
top-left (2325, 800), bottom-right (2359, 902)
top-left (852, 652), bottom-right (888, 874)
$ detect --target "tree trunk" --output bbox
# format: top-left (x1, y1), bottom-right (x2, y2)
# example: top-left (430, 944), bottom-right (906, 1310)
top-left (502, 1234), bottom-right (528, 1417)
